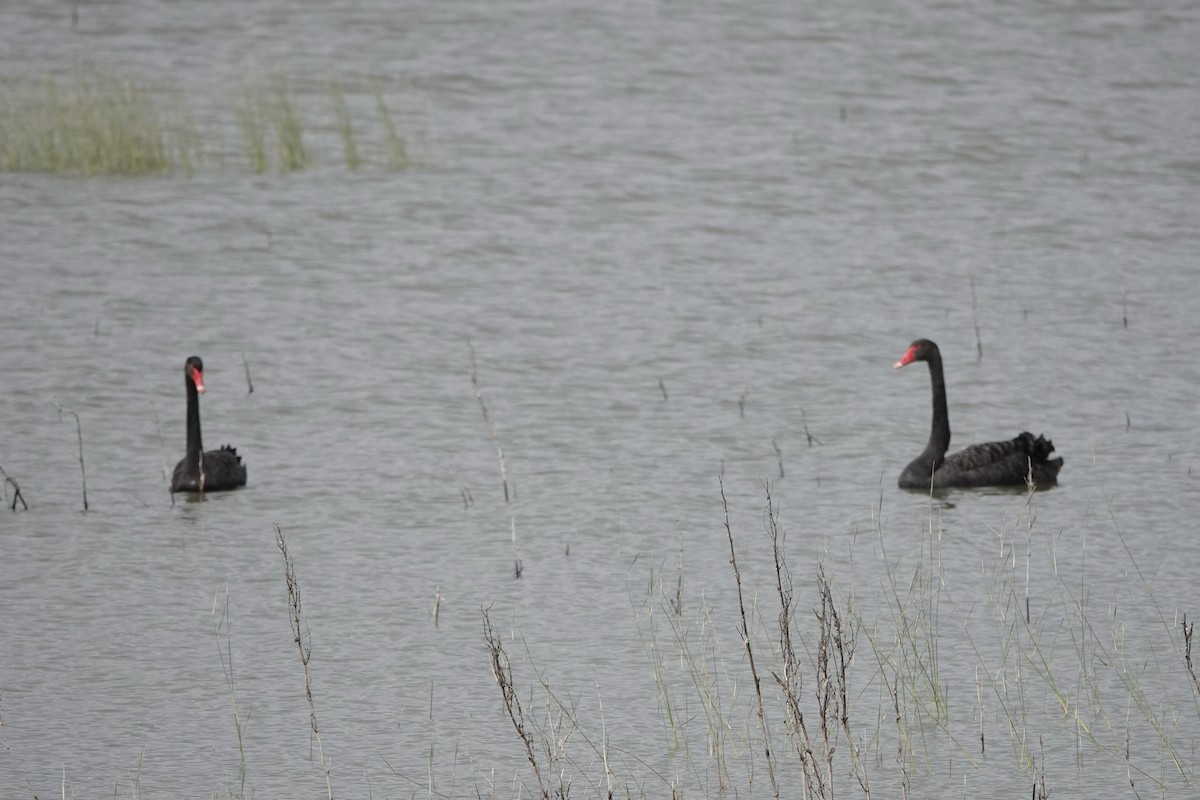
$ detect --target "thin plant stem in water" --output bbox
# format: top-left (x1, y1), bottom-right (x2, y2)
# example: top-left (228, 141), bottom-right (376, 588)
top-left (53, 396), bottom-right (88, 510)
top-left (0, 464), bottom-right (28, 510)
top-left (275, 524), bottom-right (334, 800)
top-left (212, 586), bottom-right (248, 796)
top-left (467, 338), bottom-right (511, 503)
top-left (719, 475), bottom-right (780, 799)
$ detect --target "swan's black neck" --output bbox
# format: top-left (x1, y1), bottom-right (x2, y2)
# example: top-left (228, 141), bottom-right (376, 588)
top-left (186, 374), bottom-right (204, 457)
top-left (901, 347), bottom-right (951, 486)
top-left (925, 347), bottom-right (951, 460)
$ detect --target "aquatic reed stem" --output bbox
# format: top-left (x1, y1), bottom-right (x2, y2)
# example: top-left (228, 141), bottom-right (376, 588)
top-left (482, 606), bottom-right (549, 799)
top-left (467, 339), bottom-right (510, 503)
top-left (0, 697), bottom-right (38, 797)
top-left (719, 475), bottom-right (780, 799)
top-left (53, 397), bottom-right (88, 510)
top-left (800, 407), bottom-right (822, 446)
top-left (370, 75), bottom-right (407, 170)
top-left (0, 464), bottom-right (28, 510)
top-left (970, 276), bottom-right (983, 360)
top-left (212, 587), bottom-right (247, 796)
top-left (511, 516), bottom-right (523, 579)
top-left (275, 524), bottom-right (334, 800)
top-left (241, 350), bottom-right (254, 394)
top-left (1183, 616), bottom-right (1200, 699)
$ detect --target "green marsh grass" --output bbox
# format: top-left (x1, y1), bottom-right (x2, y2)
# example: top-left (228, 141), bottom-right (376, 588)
top-left (325, 76), bottom-right (360, 170)
top-left (370, 74), bottom-right (408, 170)
top-left (0, 69), bottom-right (191, 175)
top-left (1, 67), bottom-right (422, 175)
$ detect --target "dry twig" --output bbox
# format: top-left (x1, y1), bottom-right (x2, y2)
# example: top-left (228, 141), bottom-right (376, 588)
top-left (720, 475), bottom-right (780, 798)
top-left (0, 465), bottom-right (28, 510)
top-left (468, 339), bottom-right (511, 503)
top-left (275, 524), bottom-right (334, 800)
top-left (53, 397), bottom-right (88, 510)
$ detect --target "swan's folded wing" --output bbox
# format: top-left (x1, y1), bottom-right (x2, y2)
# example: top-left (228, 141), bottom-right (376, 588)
top-left (939, 433), bottom-right (1061, 487)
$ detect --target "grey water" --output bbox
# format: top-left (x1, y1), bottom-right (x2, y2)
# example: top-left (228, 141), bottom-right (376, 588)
top-left (1, 0), bottom-right (1199, 797)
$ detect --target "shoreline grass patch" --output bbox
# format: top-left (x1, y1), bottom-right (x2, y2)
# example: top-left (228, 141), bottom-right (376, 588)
top-left (1, 66), bottom-right (424, 176)
top-left (0, 68), bottom-right (193, 175)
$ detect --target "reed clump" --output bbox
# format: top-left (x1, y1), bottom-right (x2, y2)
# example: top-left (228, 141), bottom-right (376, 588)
top-left (0, 66), bottom-right (421, 176)
top-left (0, 68), bottom-right (190, 175)
top-left (478, 483), bottom-right (1200, 799)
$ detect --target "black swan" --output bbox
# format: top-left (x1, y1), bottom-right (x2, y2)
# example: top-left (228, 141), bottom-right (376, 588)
top-left (893, 339), bottom-right (1062, 490)
top-left (170, 356), bottom-right (247, 493)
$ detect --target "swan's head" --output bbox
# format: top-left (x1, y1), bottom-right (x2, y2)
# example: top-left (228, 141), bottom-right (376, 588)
top-left (893, 339), bottom-right (939, 369)
top-left (185, 355), bottom-right (206, 394)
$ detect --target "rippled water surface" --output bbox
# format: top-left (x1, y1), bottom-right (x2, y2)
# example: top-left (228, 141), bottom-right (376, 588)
top-left (2, 1), bottom-right (1199, 797)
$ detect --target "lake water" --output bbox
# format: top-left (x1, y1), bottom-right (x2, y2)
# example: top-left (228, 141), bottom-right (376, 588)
top-left (1, 1), bottom-right (1199, 798)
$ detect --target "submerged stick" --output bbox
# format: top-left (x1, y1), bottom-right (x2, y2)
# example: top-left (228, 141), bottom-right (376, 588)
top-left (511, 516), bottom-right (523, 579)
top-left (800, 407), bottom-right (822, 447)
top-left (455, 472), bottom-right (474, 508)
top-left (53, 397), bottom-right (88, 510)
top-left (0, 465), bottom-right (28, 510)
top-left (970, 276), bottom-right (983, 360)
top-left (275, 524), bottom-right (334, 800)
top-left (467, 339), bottom-right (510, 503)
top-left (242, 350), bottom-right (255, 394)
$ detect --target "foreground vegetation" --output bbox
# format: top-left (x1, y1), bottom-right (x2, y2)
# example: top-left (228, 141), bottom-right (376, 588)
top-left (4, 482), bottom-right (1196, 799)
top-left (480, 481), bottom-right (1200, 799)
top-left (0, 66), bottom-right (419, 176)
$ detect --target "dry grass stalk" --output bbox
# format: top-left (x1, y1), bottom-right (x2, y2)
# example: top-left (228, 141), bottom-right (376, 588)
top-left (764, 481), bottom-right (867, 799)
top-left (241, 350), bottom-right (254, 394)
top-left (970, 276), bottom-right (983, 360)
top-left (467, 339), bottom-right (511, 503)
top-left (800, 407), bottom-right (822, 447)
top-left (0, 697), bottom-right (38, 797)
top-left (719, 475), bottom-right (780, 799)
top-left (0, 464), bottom-right (28, 510)
top-left (275, 524), bottom-right (335, 800)
top-left (1183, 616), bottom-right (1200, 699)
top-left (482, 606), bottom-right (550, 799)
top-left (212, 587), bottom-right (247, 796)
top-left (53, 397), bottom-right (88, 510)
top-left (511, 516), bottom-right (523, 579)
top-left (1032, 737), bottom-right (1050, 799)
top-left (457, 473), bottom-right (474, 508)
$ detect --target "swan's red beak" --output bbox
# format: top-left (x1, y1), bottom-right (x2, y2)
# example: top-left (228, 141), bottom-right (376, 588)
top-left (191, 366), bottom-right (206, 393)
top-left (893, 345), bottom-right (918, 369)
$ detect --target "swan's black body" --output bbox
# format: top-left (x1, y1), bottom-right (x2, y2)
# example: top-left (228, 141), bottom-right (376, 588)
top-left (894, 339), bottom-right (1062, 490)
top-left (170, 356), bottom-right (247, 493)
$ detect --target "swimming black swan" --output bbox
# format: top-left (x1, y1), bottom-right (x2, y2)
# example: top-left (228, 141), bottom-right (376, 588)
top-left (893, 339), bottom-right (1062, 490)
top-left (170, 356), bottom-right (247, 493)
